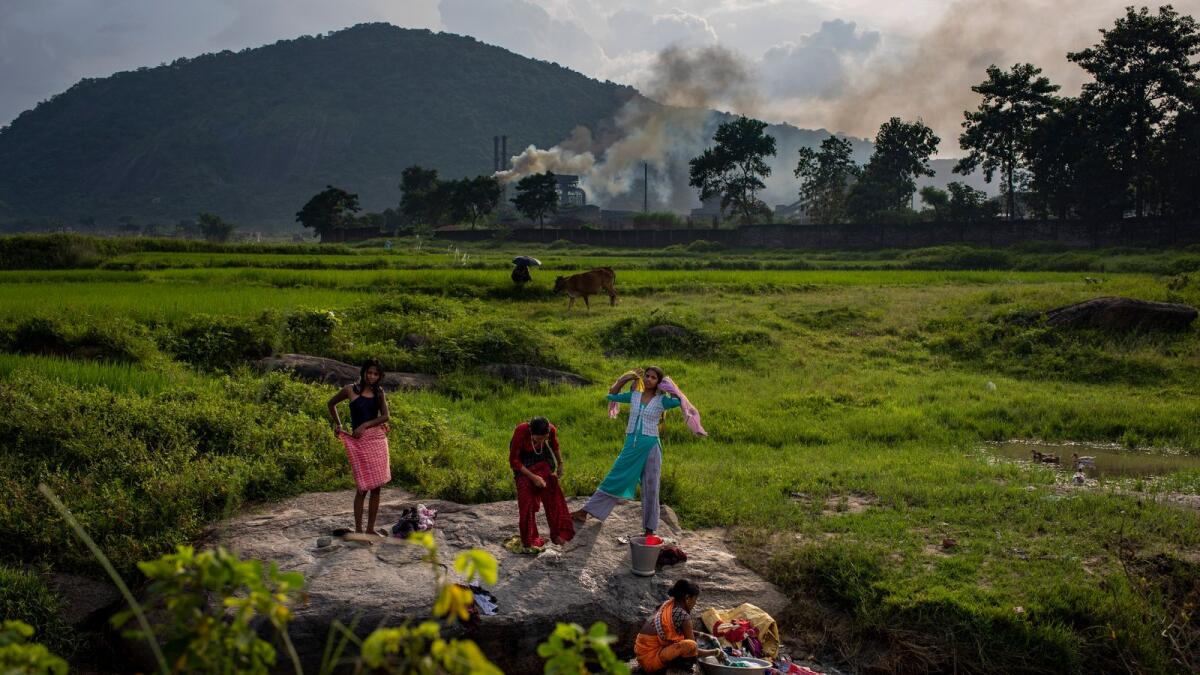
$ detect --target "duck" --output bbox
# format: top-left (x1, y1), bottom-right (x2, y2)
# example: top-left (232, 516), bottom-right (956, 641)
top-left (1031, 449), bottom-right (1045, 462)
top-left (1072, 471), bottom-right (1086, 485)
top-left (1040, 453), bottom-right (1061, 465)
top-left (1072, 453), bottom-right (1095, 468)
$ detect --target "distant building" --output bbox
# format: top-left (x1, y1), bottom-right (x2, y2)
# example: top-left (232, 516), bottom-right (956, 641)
top-left (773, 201), bottom-right (811, 224)
top-left (555, 174), bottom-right (587, 208)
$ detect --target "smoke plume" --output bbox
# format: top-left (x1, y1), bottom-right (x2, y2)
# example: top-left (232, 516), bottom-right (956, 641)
top-left (496, 45), bottom-right (760, 210)
top-left (799, 0), bottom-right (1200, 144)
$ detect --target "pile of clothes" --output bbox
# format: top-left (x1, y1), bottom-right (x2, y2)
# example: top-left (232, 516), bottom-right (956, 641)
top-left (701, 604), bottom-right (780, 660)
top-left (391, 504), bottom-right (437, 538)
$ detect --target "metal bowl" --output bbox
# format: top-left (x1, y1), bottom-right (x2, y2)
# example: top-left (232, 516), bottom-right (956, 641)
top-left (698, 656), bottom-right (773, 674)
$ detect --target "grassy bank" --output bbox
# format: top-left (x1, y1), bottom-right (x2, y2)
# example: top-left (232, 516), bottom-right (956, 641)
top-left (1, 237), bottom-right (1198, 672)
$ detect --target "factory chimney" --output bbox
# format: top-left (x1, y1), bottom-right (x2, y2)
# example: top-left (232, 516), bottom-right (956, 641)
top-left (493, 136), bottom-right (500, 172)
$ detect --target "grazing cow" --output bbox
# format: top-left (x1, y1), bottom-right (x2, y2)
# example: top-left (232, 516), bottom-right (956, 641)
top-left (553, 267), bottom-right (617, 310)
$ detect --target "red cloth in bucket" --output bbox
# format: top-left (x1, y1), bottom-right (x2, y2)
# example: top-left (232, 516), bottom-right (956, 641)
top-left (644, 535), bottom-right (663, 545)
top-left (338, 426), bottom-right (391, 491)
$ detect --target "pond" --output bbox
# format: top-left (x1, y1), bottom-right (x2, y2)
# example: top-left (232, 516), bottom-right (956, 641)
top-left (990, 440), bottom-right (1200, 479)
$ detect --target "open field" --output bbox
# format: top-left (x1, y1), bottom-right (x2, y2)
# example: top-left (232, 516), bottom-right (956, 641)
top-left (2, 236), bottom-right (1199, 672)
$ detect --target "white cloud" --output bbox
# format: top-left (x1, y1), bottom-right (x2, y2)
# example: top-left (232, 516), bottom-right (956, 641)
top-left (759, 19), bottom-right (881, 100)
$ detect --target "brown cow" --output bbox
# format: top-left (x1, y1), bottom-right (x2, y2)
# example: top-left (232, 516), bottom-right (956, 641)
top-left (553, 267), bottom-right (617, 310)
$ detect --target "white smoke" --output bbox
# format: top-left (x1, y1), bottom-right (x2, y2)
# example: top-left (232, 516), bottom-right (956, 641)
top-left (495, 45), bottom-right (759, 210)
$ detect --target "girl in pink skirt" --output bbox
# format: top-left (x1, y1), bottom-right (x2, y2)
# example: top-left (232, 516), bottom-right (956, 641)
top-left (327, 359), bottom-right (391, 536)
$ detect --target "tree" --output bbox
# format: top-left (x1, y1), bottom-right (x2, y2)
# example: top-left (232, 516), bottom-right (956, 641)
top-left (295, 186), bottom-right (360, 238)
top-left (1159, 91), bottom-right (1200, 217)
top-left (955, 63), bottom-right (1060, 220)
top-left (794, 135), bottom-right (860, 224)
top-left (847, 118), bottom-right (940, 222)
top-left (1067, 5), bottom-right (1200, 216)
top-left (445, 176), bottom-right (502, 229)
top-left (919, 186), bottom-right (950, 220)
top-left (399, 166), bottom-right (445, 228)
top-left (1027, 97), bottom-right (1129, 220)
top-left (196, 212), bottom-right (235, 242)
top-left (946, 182), bottom-right (999, 223)
top-left (512, 171), bottom-right (559, 228)
top-left (689, 116), bottom-right (777, 224)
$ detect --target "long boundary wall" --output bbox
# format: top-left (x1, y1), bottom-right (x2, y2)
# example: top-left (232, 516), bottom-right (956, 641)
top-left (433, 220), bottom-right (1200, 249)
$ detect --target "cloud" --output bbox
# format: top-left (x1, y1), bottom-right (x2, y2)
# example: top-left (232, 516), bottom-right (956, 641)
top-left (0, 0), bottom-right (440, 126)
top-left (437, 0), bottom-right (605, 73)
top-left (759, 19), bottom-right (880, 100)
top-left (604, 8), bottom-right (719, 54)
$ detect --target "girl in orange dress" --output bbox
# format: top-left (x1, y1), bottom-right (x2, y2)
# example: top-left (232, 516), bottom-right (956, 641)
top-left (634, 579), bottom-right (722, 673)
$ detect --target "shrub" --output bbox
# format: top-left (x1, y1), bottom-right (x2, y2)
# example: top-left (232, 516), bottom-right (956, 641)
top-left (685, 239), bottom-right (725, 252)
top-left (901, 246), bottom-right (1014, 270)
top-left (284, 309), bottom-right (341, 354)
top-left (0, 620), bottom-right (68, 675)
top-left (164, 314), bottom-right (275, 371)
top-left (1, 317), bottom-right (156, 364)
top-left (0, 567), bottom-right (73, 657)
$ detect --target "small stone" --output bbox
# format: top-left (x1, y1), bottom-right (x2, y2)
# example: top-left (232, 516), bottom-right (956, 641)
top-left (316, 536), bottom-right (332, 548)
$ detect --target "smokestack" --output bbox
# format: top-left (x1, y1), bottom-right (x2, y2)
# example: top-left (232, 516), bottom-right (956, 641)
top-left (493, 136), bottom-right (500, 172)
top-left (501, 135), bottom-right (508, 168)
top-left (643, 163), bottom-right (648, 213)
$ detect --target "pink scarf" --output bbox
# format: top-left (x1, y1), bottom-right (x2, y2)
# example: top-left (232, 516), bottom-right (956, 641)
top-left (659, 376), bottom-right (708, 437)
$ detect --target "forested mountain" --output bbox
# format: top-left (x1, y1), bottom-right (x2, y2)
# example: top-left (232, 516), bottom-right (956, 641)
top-left (0, 24), bottom-right (637, 230)
top-left (0, 23), bottom-right (986, 230)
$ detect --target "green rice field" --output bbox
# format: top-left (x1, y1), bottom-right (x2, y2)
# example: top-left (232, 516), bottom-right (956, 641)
top-left (1, 235), bottom-right (1198, 673)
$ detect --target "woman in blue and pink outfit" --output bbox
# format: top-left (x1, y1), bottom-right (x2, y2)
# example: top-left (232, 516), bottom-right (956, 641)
top-left (572, 366), bottom-right (706, 536)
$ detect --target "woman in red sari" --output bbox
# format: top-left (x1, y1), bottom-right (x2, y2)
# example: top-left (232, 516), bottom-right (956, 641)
top-left (634, 579), bottom-right (722, 673)
top-left (510, 416), bottom-right (574, 547)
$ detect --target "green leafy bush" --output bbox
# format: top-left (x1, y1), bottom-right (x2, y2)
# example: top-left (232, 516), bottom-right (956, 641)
top-left (1, 317), bottom-right (157, 364)
top-left (0, 620), bottom-right (68, 675)
top-left (115, 546), bottom-right (306, 675)
top-left (163, 314), bottom-right (275, 371)
top-left (284, 309), bottom-right (342, 354)
top-left (0, 567), bottom-right (73, 657)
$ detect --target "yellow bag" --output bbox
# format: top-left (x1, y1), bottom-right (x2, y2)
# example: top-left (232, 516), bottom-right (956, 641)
top-left (700, 603), bottom-right (780, 659)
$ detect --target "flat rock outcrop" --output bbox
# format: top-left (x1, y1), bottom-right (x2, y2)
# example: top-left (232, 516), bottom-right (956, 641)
top-left (213, 490), bottom-right (786, 673)
top-left (253, 354), bottom-right (437, 390)
top-left (1044, 296), bottom-right (1198, 332)
top-left (480, 364), bottom-right (591, 387)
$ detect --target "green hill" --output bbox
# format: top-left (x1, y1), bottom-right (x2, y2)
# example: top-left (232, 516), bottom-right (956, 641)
top-left (0, 23), bottom-right (989, 231)
top-left (0, 24), bottom-right (636, 230)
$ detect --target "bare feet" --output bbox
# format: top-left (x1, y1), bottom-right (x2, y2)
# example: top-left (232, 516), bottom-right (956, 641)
top-left (551, 536), bottom-right (565, 546)
top-left (571, 509), bottom-right (588, 523)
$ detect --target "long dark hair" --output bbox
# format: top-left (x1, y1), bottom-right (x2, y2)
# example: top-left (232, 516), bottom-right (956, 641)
top-left (668, 579), bottom-right (700, 602)
top-left (359, 359), bottom-right (385, 396)
top-left (643, 365), bottom-right (665, 389)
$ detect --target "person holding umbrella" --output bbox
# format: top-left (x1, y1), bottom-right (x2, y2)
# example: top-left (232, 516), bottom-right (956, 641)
top-left (512, 255), bottom-right (541, 285)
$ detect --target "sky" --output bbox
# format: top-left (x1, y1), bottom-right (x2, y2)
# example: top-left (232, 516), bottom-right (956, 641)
top-left (4, 0), bottom-right (1200, 143)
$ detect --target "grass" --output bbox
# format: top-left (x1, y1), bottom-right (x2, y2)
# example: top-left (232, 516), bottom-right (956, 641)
top-left (1, 236), bottom-right (1199, 673)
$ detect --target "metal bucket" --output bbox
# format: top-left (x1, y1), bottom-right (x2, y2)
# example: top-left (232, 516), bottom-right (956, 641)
top-left (629, 535), bottom-right (663, 576)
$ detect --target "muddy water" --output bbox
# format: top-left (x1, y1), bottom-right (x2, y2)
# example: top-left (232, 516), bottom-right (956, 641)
top-left (991, 441), bottom-right (1200, 479)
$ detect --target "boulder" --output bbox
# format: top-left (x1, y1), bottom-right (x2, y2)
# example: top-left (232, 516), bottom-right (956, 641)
top-left (254, 354), bottom-right (437, 391)
top-left (49, 573), bottom-right (121, 627)
top-left (1044, 296), bottom-right (1198, 332)
top-left (401, 333), bottom-right (429, 349)
top-left (214, 490), bottom-right (786, 674)
top-left (480, 364), bottom-right (591, 387)
top-left (647, 325), bottom-right (690, 339)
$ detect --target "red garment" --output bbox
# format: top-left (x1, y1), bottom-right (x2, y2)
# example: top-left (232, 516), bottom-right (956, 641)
top-left (338, 425), bottom-right (391, 491)
top-left (515, 462), bottom-right (575, 546)
top-left (509, 422), bottom-right (560, 473)
top-left (714, 619), bottom-right (756, 645)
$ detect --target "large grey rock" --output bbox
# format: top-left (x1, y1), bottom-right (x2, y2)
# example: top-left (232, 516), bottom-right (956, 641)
top-left (254, 354), bottom-right (437, 391)
top-left (213, 490), bottom-right (786, 674)
top-left (1044, 296), bottom-right (1198, 332)
top-left (480, 364), bottom-right (591, 387)
top-left (49, 573), bottom-right (121, 627)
